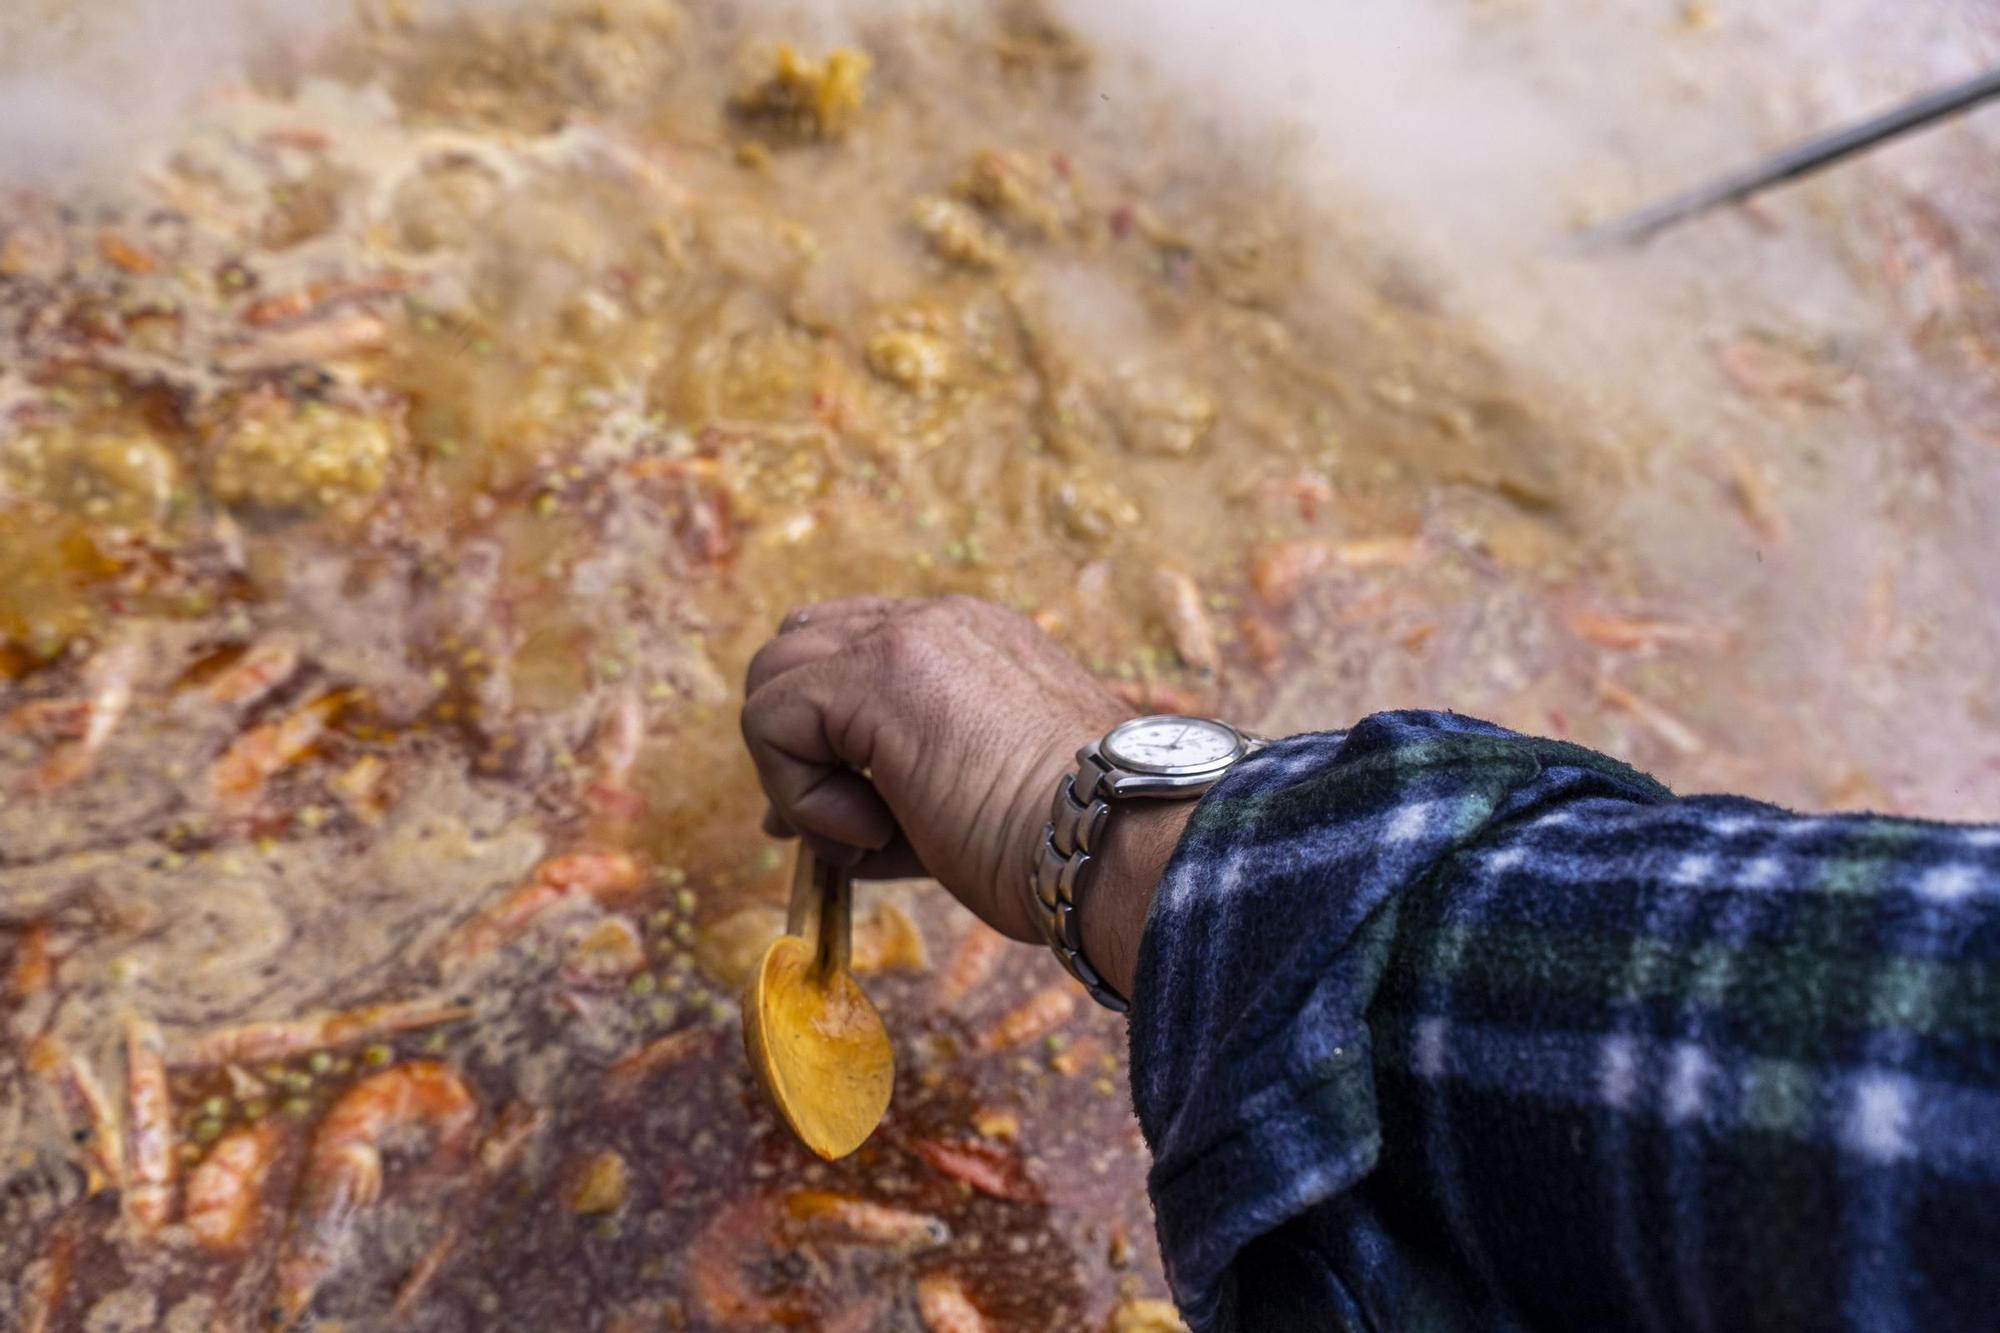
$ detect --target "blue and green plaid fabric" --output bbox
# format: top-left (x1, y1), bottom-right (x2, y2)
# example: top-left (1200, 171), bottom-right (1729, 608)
top-left (1129, 711), bottom-right (2000, 1332)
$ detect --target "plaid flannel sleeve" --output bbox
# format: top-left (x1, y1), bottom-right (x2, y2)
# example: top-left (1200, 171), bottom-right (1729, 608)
top-left (1128, 710), bottom-right (2000, 1333)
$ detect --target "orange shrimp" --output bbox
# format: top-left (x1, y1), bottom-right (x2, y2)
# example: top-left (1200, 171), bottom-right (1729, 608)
top-left (123, 1019), bottom-right (176, 1233)
top-left (209, 690), bottom-right (352, 810)
top-left (1151, 567), bottom-right (1218, 674)
top-left (440, 850), bottom-right (647, 966)
top-left (917, 1273), bottom-right (991, 1333)
top-left (204, 641), bottom-right (302, 706)
top-left (688, 1194), bottom-right (809, 1326)
top-left (978, 985), bottom-right (1077, 1054)
top-left (850, 900), bottom-right (927, 974)
top-left (28, 637), bottom-right (140, 793)
top-left (28, 1035), bottom-right (124, 1193)
top-left (912, 1138), bottom-right (1041, 1203)
top-left (274, 1061), bottom-right (478, 1324)
top-left (931, 924), bottom-right (1011, 1012)
top-left (218, 309), bottom-right (389, 372)
top-left (584, 690), bottom-right (649, 832)
top-left (185, 1121), bottom-right (282, 1253)
top-left (182, 996), bottom-right (472, 1067)
top-left (689, 1190), bottom-right (950, 1327)
top-left (19, 1213), bottom-right (81, 1333)
top-left (240, 274), bottom-right (416, 328)
top-left (783, 1191), bottom-right (952, 1253)
top-left (8, 922), bottom-right (56, 999)
top-left (603, 1026), bottom-right (716, 1101)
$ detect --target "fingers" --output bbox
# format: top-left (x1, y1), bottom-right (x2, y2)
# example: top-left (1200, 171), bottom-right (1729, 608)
top-left (752, 598), bottom-right (904, 696)
top-left (777, 596), bottom-right (899, 636)
top-left (746, 627), bottom-right (852, 697)
top-left (741, 675), bottom-right (898, 855)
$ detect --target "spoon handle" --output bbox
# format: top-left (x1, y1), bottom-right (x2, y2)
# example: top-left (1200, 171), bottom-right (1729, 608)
top-left (785, 844), bottom-right (820, 937)
top-left (812, 859), bottom-right (853, 982)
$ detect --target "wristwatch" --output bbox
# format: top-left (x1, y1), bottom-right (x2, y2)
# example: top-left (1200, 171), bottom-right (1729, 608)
top-left (1031, 714), bottom-right (1266, 1012)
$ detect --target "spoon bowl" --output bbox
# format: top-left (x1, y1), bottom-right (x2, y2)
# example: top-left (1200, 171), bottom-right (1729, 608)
top-left (741, 850), bottom-right (894, 1160)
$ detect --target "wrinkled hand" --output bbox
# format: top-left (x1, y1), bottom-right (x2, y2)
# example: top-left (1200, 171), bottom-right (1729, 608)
top-left (741, 595), bottom-right (1131, 943)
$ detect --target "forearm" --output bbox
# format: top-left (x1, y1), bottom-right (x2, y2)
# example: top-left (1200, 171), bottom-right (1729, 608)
top-left (1128, 710), bottom-right (2000, 1331)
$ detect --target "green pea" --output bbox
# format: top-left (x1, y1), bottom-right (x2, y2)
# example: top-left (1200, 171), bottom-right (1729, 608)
top-left (282, 1097), bottom-right (313, 1119)
top-left (674, 888), bottom-right (698, 915)
top-left (243, 1099), bottom-right (270, 1121)
top-left (201, 1095), bottom-right (228, 1119)
top-left (307, 1051), bottom-right (332, 1076)
top-left (629, 973), bottom-right (657, 998)
top-left (193, 1118), bottom-right (223, 1143)
top-left (361, 1044), bottom-right (394, 1068)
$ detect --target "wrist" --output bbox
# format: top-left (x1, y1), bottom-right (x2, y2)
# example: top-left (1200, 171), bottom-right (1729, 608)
top-left (1076, 798), bottom-right (1192, 1000)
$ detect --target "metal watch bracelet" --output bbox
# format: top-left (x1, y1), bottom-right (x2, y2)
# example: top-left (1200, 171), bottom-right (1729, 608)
top-left (1030, 751), bottom-right (1131, 1014)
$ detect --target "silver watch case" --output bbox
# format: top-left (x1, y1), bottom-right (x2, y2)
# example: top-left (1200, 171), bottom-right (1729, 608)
top-left (1087, 715), bottom-right (1263, 799)
top-left (1033, 716), bottom-right (1264, 1013)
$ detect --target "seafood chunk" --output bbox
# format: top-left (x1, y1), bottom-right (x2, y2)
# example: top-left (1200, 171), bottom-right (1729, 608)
top-left (1151, 567), bottom-right (1218, 673)
top-left (604, 1026), bottom-right (716, 1101)
top-left (931, 924), bottom-right (1011, 1012)
top-left (208, 689), bottom-right (352, 810)
top-left (979, 985), bottom-right (1077, 1054)
top-left (441, 850), bottom-right (647, 965)
top-left (203, 641), bottom-right (302, 706)
top-left (183, 995), bottom-right (472, 1067)
top-left (275, 1061), bottom-right (478, 1322)
top-left (185, 1122), bottom-right (281, 1253)
top-left (913, 1138), bottom-right (1042, 1203)
top-left (28, 1035), bottom-right (124, 1193)
top-left (783, 1191), bottom-right (951, 1253)
top-left (123, 1020), bottom-right (176, 1234)
top-left (918, 1273), bottom-right (992, 1333)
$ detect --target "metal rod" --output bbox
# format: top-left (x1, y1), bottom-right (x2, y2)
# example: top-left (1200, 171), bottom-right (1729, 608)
top-left (1577, 65), bottom-right (2000, 250)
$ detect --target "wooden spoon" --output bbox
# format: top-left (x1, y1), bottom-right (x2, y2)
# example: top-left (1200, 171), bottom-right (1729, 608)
top-left (741, 846), bottom-right (894, 1160)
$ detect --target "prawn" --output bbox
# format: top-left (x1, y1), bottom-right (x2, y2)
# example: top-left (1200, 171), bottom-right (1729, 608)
top-left (27, 636), bottom-right (141, 793)
top-left (978, 985), bottom-right (1077, 1054)
top-left (19, 1213), bottom-right (81, 1333)
top-left (440, 850), bottom-right (646, 966)
top-left (918, 1273), bottom-right (991, 1333)
top-left (603, 1026), bottom-right (716, 1101)
top-left (1151, 567), bottom-right (1218, 674)
top-left (912, 1138), bottom-right (1041, 1203)
top-left (931, 923), bottom-right (1010, 1012)
top-left (27, 1035), bottom-right (124, 1193)
top-left (181, 995), bottom-right (472, 1067)
top-left (783, 1190), bottom-right (951, 1253)
top-left (185, 1121), bottom-right (282, 1253)
top-left (274, 1060), bottom-right (478, 1324)
top-left (203, 641), bottom-right (302, 706)
top-left (7, 922), bottom-right (56, 1000)
top-left (688, 1191), bottom-right (949, 1327)
top-left (240, 274), bottom-right (417, 328)
top-left (584, 689), bottom-right (648, 832)
top-left (850, 900), bottom-right (927, 974)
top-left (209, 690), bottom-right (353, 812)
top-left (123, 1019), bottom-right (176, 1233)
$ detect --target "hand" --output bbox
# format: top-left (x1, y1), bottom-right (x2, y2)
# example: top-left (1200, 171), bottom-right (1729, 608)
top-left (740, 595), bottom-right (1133, 944)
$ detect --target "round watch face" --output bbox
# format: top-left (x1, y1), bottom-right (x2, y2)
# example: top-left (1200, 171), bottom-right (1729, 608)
top-left (1102, 715), bottom-right (1242, 776)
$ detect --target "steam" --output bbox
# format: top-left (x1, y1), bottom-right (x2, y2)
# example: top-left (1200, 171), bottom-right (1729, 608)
top-left (0, 0), bottom-right (344, 183)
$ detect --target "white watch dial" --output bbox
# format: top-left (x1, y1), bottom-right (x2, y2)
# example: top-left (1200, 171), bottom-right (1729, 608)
top-left (1103, 716), bottom-right (1241, 776)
